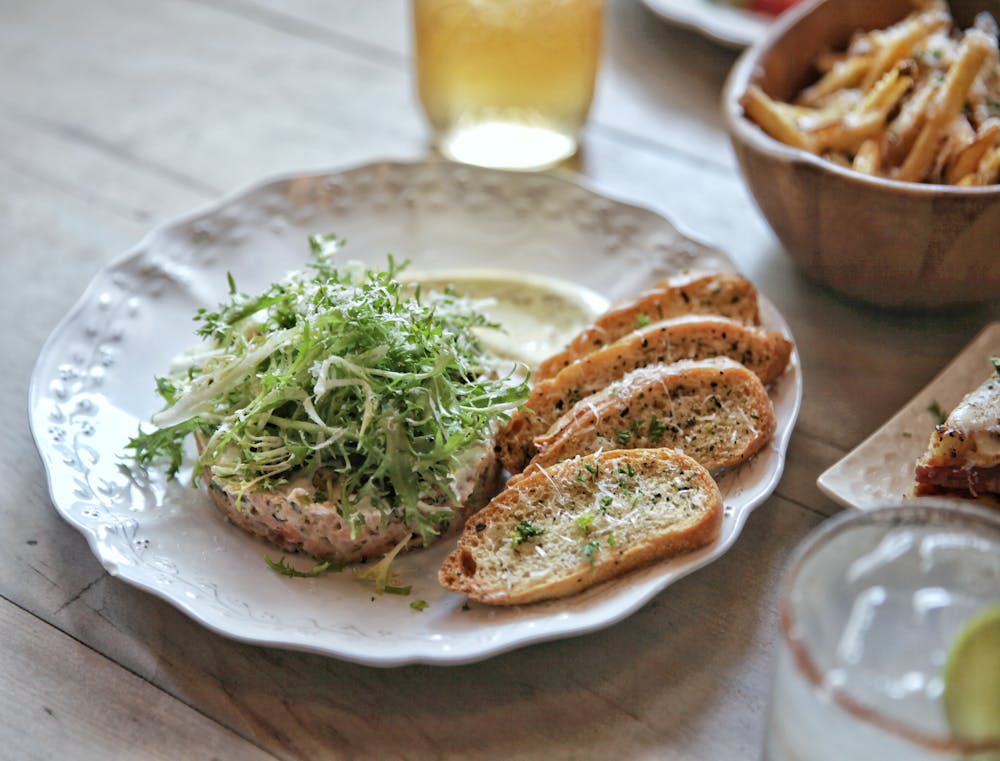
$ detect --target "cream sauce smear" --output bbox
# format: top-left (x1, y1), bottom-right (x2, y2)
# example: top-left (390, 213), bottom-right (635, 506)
top-left (404, 269), bottom-right (609, 371)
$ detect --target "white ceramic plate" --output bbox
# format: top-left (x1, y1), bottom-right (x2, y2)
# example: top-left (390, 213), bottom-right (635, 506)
top-left (30, 160), bottom-right (801, 666)
top-left (818, 323), bottom-right (1000, 511)
top-left (641, 0), bottom-right (772, 48)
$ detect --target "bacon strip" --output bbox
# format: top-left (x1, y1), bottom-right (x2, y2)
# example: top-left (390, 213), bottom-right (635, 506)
top-left (915, 464), bottom-right (1000, 495)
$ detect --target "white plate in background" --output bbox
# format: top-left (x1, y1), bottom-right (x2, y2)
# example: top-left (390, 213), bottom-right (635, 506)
top-left (30, 160), bottom-right (801, 666)
top-left (642, 0), bottom-right (773, 48)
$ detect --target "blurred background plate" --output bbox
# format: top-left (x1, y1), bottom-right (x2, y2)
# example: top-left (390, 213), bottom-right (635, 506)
top-left (641, 0), bottom-right (772, 47)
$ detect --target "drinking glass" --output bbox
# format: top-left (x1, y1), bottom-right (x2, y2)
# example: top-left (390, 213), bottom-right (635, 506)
top-left (412, 0), bottom-right (603, 171)
top-left (764, 500), bottom-right (1000, 761)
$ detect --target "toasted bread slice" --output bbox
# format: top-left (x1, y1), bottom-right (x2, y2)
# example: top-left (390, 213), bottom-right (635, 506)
top-left (497, 315), bottom-right (792, 473)
top-left (438, 448), bottom-right (723, 605)
top-left (534, 272), bottom-right (761, 381)
top-left (526, 357), bottom-right (776, 474)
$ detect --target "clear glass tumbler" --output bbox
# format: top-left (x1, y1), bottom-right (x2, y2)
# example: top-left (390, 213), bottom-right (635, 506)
top-left (413, 0), bottom-right (603, 171)
top-left (764, 500), bottom-right (1000, 761)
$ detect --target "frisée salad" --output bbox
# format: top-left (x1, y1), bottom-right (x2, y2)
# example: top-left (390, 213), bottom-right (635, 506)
top-left (126, 234), bottom-right (530, 553)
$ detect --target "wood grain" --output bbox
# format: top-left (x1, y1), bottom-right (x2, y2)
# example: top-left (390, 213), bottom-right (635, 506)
top-left (1, 597), bottom-right (278, 761)
top-left (3, 0), bottom-right (998, 759)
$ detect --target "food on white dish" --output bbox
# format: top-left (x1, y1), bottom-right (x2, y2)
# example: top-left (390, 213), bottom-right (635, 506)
top-left (496, 313), bottom-right (793, 473)
top-left (526, 357), bottom-right (776, 474)
top-left (438, 448), bottom-right (723, 605)
top-left (535, 271), bottom-right (761, 380)
top-left (454, 270), bottom-right (792, 604)
top-left (127, 238), bottom-right (789, 603)
top-left (127, 235), bottom-right (530, 563)
top-left (740, 3), bottom-right (1000, 185)
top-left (204, 438), bottom-right (503, 563)
top-left (915, 358), bottom-right (1000, 499)
top-left (716, 0), bottom-right (800, 15)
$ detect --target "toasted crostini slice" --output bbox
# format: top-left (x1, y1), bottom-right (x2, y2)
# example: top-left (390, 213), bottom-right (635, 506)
top-left (528, 357), bottom-right (776, 474)
top-left (534, 271), bottom-right (761, 381)
top-left (438, 448), bottom-right (723, 605)
top-left (496, 315), bottom-right (792, 473)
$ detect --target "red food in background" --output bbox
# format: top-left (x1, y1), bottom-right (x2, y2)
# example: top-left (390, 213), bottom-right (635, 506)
top-left (744, 0), bottom-right (800, 16)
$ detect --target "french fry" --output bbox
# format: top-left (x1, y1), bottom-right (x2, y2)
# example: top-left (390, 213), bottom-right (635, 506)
top-left (812, 69), bottom-right (913, 153)
top-left (860, 10), bottom-right (950, 91)
top-left (822, 151), bottom-right (852, 169)
top-left (740, 4), bottom-right (1000, 185)
top-left (884, 79), bottom-right (937, 165)
top-left (796, 55), bottom-right (871, 107)
top-left (956, 146), bottom-right (1000, 184)
top-left (796, 90), bottom-right (864, 131)
top-left (852, 138), bottom-right (882, 174)
top-left (974, 145), bottom-right (1000, 184)
top-left (815, 50), bottom-right (849, 75)
top-left (741, 85), bottom-right (816, 152)
top-left (895, 29), bottom-right (996, 182)
top-left (929, 115), bottom-right (975, 181)
top-left (945, 118), bottom-right (1000, 183)
top-left (967, 22), bottom-right (1000, 127)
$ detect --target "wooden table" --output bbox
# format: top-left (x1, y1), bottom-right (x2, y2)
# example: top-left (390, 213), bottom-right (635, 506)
top-left (4, 1), bottom-right (998, 759)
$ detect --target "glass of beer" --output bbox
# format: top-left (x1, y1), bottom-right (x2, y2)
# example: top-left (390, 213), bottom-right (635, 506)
top-left (412, 0), bottom-right (603, 171)
top-left (764, 501), bottom-right (1000, 761)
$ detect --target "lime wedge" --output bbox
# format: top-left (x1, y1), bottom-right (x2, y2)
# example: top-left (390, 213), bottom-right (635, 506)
top-left (943, 603), bottom-right (1000, 748)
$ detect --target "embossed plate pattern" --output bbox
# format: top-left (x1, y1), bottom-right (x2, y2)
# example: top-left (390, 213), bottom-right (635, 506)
top-left (818, 323), bottom-right (1000, 511)
top-left (30, 160), bottom-right (801, 666)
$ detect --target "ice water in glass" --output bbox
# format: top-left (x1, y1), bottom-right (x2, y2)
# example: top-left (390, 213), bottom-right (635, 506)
top-left (764, 502), bottom-right (1000, 761)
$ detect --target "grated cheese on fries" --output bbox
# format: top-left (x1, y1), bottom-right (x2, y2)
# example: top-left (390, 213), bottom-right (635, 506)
top-left (740, 0), bottom-right (1000, 185)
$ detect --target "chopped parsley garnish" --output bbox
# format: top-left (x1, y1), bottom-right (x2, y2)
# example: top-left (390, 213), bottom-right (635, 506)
top-left (582, 540), bottom-right (601, 565)
top-left (647, 414), bottom-right (667, 442)
top-left (599, 495), bottom-right (613, 512)
top-left (410, 599), bottom-right (429, 612)
top-left (615, 419), bottom-right (643, 445)
top-left (125, 234), bottom-right (529, 546)
top-left (992, 356), bottom-right (1000, 377)
top-left (576, 512), bottom-right (596, 534)
top-left (511, 519), bottom-right (545, 547)
top-left (576, 462), bottom-right (598, 482)
top-left (636, 312), bottom-right (651, 328)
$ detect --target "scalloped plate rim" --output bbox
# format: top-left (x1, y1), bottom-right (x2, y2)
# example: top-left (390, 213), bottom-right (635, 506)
top-left (29, 159), bottom-right (801, 666)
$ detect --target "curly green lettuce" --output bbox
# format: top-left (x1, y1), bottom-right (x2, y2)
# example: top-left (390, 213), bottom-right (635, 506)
top-left (126, 234), bottom-right (529, 545)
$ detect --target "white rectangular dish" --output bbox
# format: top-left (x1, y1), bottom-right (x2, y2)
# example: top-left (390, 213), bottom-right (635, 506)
top-left (818, 322), bottom-right (1000, 511)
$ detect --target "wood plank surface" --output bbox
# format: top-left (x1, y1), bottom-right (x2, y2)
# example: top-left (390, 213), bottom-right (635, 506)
top-left (2, 597), bottom-right (279, 761)
top-left (3, 0), bottom-right (998, 759)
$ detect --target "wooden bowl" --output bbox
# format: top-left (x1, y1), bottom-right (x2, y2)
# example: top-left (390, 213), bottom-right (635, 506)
top-left (722, 0), bottom-right (1000, 310)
